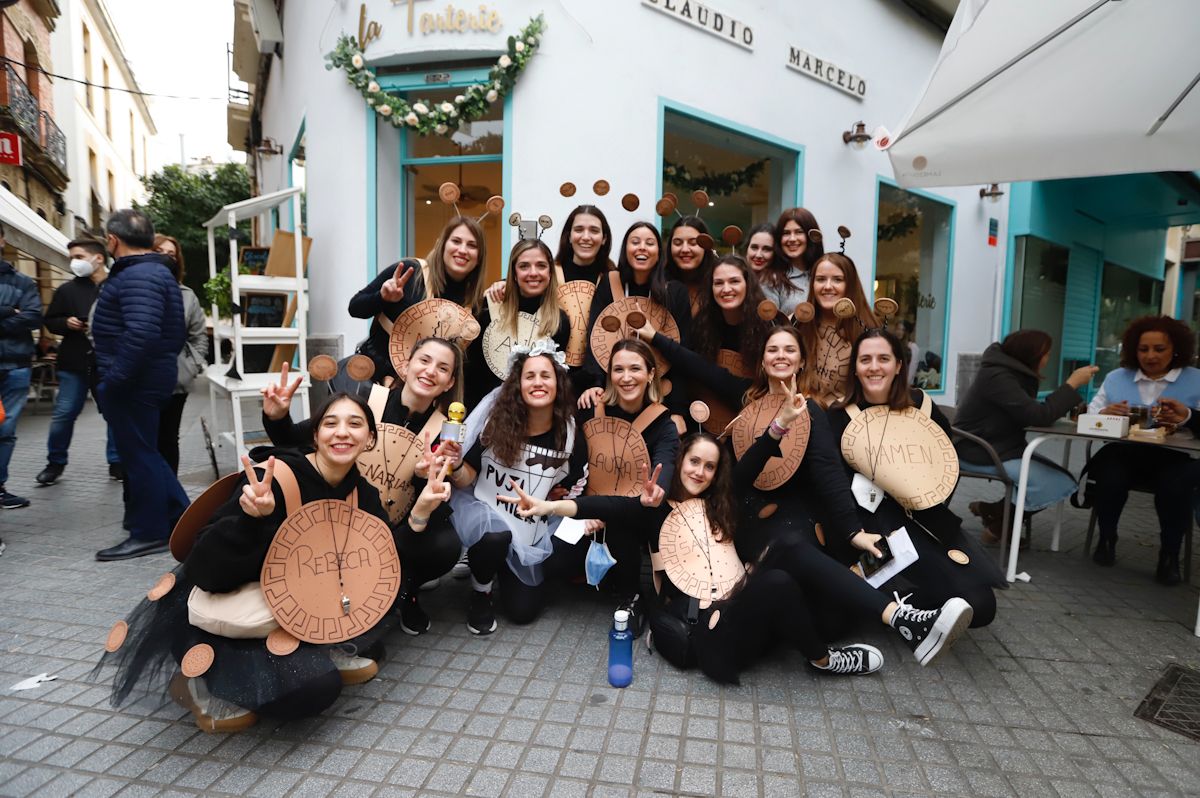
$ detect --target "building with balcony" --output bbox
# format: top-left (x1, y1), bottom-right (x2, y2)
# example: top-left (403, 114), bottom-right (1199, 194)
top-left (50, 0), bottom-right (154, 238)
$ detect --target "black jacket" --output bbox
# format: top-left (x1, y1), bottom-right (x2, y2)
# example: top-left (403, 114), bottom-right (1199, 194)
top-left (954, 342), bottom-right (1082, 463)
top-left (43, 277), bottom-right (100, 374)
top-left (0, 259), bottom-right (43, 370)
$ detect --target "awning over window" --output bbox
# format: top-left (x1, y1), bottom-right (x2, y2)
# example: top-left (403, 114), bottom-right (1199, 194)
top-left (887, 0), bottom-right (1200, 188)
top-left (0, 184), bottom-right (69, 270)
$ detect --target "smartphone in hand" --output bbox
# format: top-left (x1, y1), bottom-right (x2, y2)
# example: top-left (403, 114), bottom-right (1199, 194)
top-left (858, 536), bottom-right (894, 578)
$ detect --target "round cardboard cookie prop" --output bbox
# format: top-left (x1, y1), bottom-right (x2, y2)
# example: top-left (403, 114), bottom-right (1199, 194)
top-left (260, 500), bottom-right (401, 645)
top-left (593, 180), bottom-right (610, 196)
top-left (583, 413), bottom-right (653, 498)
top-left (482, 311), bottom-right (540, 379)
top-left (557, 281), bottom-right (596, 367)
top-left (657, 499), bottom-right (745, 608)
top-left (873, 297), bottom-right (898, 319)
top-left (345, 355), bottom-right (376, 382)
top-left (147, 573), bottom-right (176, 602)
top-left (105, 620), bottom-right (128, 653)
top-left (833, 297), bottom-right (857, 319)
top-left (721, 226), bottom-right (743, 247)
top-left (559, 182), bottom-right (577, 198)
top-left (266, 628), bottom-right (301, 656)
top-left (181, 643), bottom-right (214, 677)
top-left (357, 423), bottom-right (426, 524)
top-left (655, 196), bottom-right (677, 217)
top-left (308, 354), bottom-right (338, 382)
top-left (793, 302), bottom-right (816, 323)
top-left (729, 393), bottom-right (811, 490)
top-left (438, 182), bottom-right (460, 205)
top-left (621, 193), bottom-right (640, 212)
top-left (589, 296), bottom-right (681, 374)
top-left (387, 299), bottom-right (481, 377)
top-left (839, 405), bottom-right (959, 511)
top-left (812, 324), bottom-right (853, 404)
top-left (485, 196), bottom-right (506, 216)
top-left (690, 190), bottom-right (709, 209)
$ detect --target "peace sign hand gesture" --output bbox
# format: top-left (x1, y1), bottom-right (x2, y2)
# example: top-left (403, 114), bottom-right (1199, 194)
top-left (498, 480), bottom-right (553, 520)
top-left (775, 374), bottom-right (807, 431)
top-left (380, 264), bottom-right (414, 303)
top-left (239, 455), bottom-right (277, 518)
top-left (639, 462), bottom-right (665, 508)
top-left (261, 362), bottom-right (302, 421)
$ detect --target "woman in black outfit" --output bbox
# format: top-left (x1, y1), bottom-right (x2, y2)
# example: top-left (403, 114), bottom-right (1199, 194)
top-left (260, 337), bottom-right (465, 635)
top-left (826, 329), bottom-right (1000, 628)
top-left (664, 215), bottom-right (716, 317)
top-left (347, 216), bottom-right (488, 384)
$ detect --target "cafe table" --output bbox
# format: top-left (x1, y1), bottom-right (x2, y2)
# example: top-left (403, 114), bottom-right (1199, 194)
top-left (1007, 420), bottom-right (1200, 636)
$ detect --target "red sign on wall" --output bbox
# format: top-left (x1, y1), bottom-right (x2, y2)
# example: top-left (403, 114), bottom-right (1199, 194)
top-left (0, 132), bottom-right (22, 166)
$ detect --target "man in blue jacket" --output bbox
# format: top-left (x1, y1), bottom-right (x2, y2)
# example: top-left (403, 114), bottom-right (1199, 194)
top-left (0, 222), bottom-right (44, 510)
top-left (92, 210), bottom-right (190, 561)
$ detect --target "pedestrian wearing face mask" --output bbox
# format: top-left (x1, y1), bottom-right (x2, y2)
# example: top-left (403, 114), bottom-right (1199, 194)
top-left (0, 222), bottom-right (43, 509)
top-left (37, 238), bottom-right (122, 486)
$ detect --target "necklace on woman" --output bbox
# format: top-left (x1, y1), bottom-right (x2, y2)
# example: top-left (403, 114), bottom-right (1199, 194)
top-left (313, 455), bottom-right (353, 615)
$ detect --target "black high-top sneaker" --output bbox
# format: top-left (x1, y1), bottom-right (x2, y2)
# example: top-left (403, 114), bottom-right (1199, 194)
top-left (889, 593), bottom-right (973, 666)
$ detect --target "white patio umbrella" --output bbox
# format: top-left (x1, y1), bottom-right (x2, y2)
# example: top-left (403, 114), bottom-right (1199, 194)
top-left (887, 0), bottom-right (1200, 188)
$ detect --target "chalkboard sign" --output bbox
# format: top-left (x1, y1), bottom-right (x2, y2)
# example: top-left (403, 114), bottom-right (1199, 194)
top-left (239, 246), bottom-right (271, 275)
top-left (244, 294), bottom-right (286, 328)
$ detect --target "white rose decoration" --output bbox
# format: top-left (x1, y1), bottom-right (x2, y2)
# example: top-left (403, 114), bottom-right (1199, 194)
top-left (413, 102), bottom-right (429, 115)
top-left (377, 104), bottom-right (392, 116)
top-left (527, 37), bottom-right (536, 45)
top-left (368, 81), bottom-right (380, 94)
top-left (448, 106), bottom-right (458, 117)
top-left (435, 123), bottom-right (448, 134)
top-left (405, 112), bottom-right (419, 126)
top-left (486, 89), bottom-right (498, 102)
top-left (440, 102), bottom-right (453, 114)
top-left (367, 97), bottom-right (375, 106)
top-left (455, 95), bottom-right (465, 104)
top-left (351, 54), bottom-right (364, 69)
top-left (515, 41), bottom-right (525, 53)
top-left (498, 54), bottom-right (512, 68)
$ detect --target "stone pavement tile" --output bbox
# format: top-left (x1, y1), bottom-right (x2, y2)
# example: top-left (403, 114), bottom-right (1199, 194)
top-left (247, 769), bottom-right (304, 798)
top-left (506, 772), bottom-right (549, 797)
top-left (288, 775), bottom-right (340, 797)
top-left (39, 771), bottom-right (97, 798)
top-left (1, 766), bottom-right (59, 795)
top-left (330, 780), bottom-right (377, 798)
top-left (803, 781), bottom-right (848, 798)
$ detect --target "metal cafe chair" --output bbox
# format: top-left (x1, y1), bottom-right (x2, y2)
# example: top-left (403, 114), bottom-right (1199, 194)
top-left (939, 403), bottom-right (1017, 568)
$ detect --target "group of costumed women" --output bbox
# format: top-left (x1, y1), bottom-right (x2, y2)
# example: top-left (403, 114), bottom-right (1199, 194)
top-left (96, 185), bottom-right (1001, 732)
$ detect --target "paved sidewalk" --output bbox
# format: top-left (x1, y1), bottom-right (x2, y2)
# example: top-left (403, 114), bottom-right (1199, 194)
top-left (1, 389), bottom-right (1198, 797)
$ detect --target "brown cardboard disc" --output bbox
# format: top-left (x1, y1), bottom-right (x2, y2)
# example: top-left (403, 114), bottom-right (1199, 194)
top-left (537, 214), bottom-right (553, 229)
top-left (692, 349), bottom-right (751, 434)
top-left (105, 620), bottom-right (127, 653)
top-left (691, 190), bottom-right (709, 208)
top-left (261, 500), bottom-right (401, 645)
top-left (839, 405), bottom-right (959, 511)
top-left (486, 196), bottom-right (505, 215)
top-left (438, 182), bottom-right (460, 205)
top-left (837, 225), bottom-right (852, 240)
top-left (600, 315), bottom-right (621, 333)
top-left (873, 298), bottom-right (898, 318)
top-left (357, 420), bottom-right (433, 524)
top-left (807, 228), bottom-right (823, 244)
top-left (559, 182), bottom-right (577, 198)
top-left (707, 610), bottom-right (721, 629)
top-left (308, 355), bottom-right (337, 382)
top-left (655, 197), bottom-right (676, 217)
top-left (181, 643), bottom-right (215, 677)
top-left (812, 324), bottom-right (853, 406)
top-left (947, 549), bottom-right (970, 565)
top-left (658, 499), bottom-right (744, 608)
top-left (689, 401), bottom-right (710, 424)
top-left (664, 192), bottom-right (678, 205)
top-left (621, 193), bottom-right (640, 212)
top-left (721, 226), bottom-right (743, 247)
top-left (388, 299), bottom-right (481, 377)
top-left (913, 156), bottom-right (928, 171)
top-left (625, 311), bottom-right (647, 330)
top-left (757, 503), bottom-right (778, 519)
top-left (696, 233), bottom-right (714, 251)
top-left (590, 297), bottom-right (681, 373)
top-left (793, 302), bottom-right (815, 323)
top-left (147, 572), bottom-right (176, 602)
top-left (266, 628), bottom-right (301, 656)
top-left (584, 414), bottom-right (653, 497)
top-left (557, 281), bottom-right (596, 367)
top-left (508, 212), bottom-right (522, 226)
top-left (593, 180), bottom-right (610, 196)
top-left (482, 312), bottom-right (540, 379)
top-left (729, 394), bottom-right (811, 490)
top-left (170, 472), bottom-right (243, 562)
top-left (345, 354), bottom-right (376, 382)
top-left (833, 298), bottom-right (857, 319)
top-left (757, 300), bottom-right (779, 321)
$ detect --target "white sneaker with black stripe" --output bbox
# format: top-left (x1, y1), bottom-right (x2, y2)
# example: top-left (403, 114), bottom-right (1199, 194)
top-left (811, 644), bottom-right (884, 676)
top-left (889, 593), bottom-right (972, 667)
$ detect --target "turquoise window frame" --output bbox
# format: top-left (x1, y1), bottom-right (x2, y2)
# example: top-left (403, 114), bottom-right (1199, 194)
top-left (366, 68), bottom-right (510, 279)
top-left (870, 175), bottom-right (957, 396)
top-left (285, 117), bottom-right (306, 232)
top-left (655, 98), bottom-right (805, 228)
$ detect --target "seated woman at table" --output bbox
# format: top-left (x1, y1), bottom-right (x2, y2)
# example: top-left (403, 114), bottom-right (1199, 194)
top-left (954, 330), bottom-right (1098, 543)
top-left (1084, 316), bottom-right (1200, 584)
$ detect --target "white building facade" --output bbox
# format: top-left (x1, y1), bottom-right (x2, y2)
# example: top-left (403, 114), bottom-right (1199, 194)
top-left (51, 0), bottom-right (155, 236)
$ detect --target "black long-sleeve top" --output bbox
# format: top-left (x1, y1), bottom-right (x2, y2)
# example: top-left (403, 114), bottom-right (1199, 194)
top-left (347, 260), bottom-right (471, 381)
top-left (464, 295), bottom-right (572, 408)
top-left (558, 258), bottom-right (607, 285)
top-left (184, 449), bottom-right (389, 593)
top-left (43, 277), bottom-right (100, 374)
top-left (583, 276), bottom-right (692, 395)
top-left (576, 402), bottom-right (680, 491)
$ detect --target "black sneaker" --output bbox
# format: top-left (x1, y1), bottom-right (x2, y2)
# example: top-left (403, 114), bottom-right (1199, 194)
top-left (109, 464), bottom-right (125, 482)
top-left (889, 593), bottom-right (972, 666)
top-left (0, 489), bottom-right (30, 509)
top-left (811, 644), bottom-right (884, 676)
top-left (36, 464), bottom-right (64, 485)
top-left (398, 591), bottom-right (431, 635)
top-left (467, 590), bottom-right (497, 635)
top-left (618, 593), bottom-right (645, 639)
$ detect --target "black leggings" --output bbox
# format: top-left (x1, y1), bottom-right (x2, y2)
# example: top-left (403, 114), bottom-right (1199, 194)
top-left (889, 528), bottom-right (996, 628)
top-left (396, 520), bottom-right (462, 591)
top-left (157, 393), bottom-right (188, 475)
top-left (467, 530), bottom-right (547, 624)
top-left (533, 523), bottom-right (646, 599)
top-left (1090, 443), bottom-right (1199, 555)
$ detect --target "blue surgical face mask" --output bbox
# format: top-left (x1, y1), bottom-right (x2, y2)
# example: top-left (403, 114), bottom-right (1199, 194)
top-left (585, 538), bottom-right (617, 589)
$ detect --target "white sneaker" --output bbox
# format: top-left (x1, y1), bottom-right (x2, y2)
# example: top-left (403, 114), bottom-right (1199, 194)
top-left (451, 550), bottom-right (471, 579)
top-left (169, 672), bottom-right (257, 733)
top-left (329, 648), bottom-right (379, 685)
top-left (811, 644), bottom-right (884, 676)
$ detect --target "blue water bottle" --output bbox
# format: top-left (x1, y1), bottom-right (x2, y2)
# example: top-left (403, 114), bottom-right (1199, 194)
top-left (608, 609), bottom-right (633, 687)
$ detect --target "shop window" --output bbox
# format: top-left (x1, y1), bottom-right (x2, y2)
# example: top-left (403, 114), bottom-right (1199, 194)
top-left (661, 109), bottom-right (796, 237)
top-left (874, 184), bottom-right (954, 390)
top-left (1093, 262), bottom-right (1163, 377)
top-left (1010, 236), bottom-right (1069, 391)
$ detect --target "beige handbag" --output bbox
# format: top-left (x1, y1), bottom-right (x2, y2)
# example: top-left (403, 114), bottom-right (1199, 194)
top-left (187, 582), bottom-right (280, 639)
